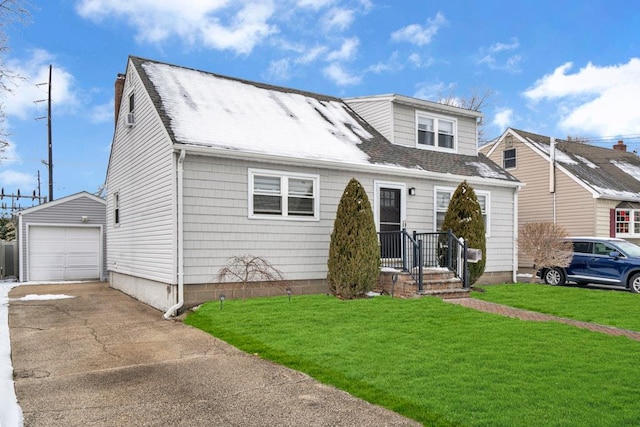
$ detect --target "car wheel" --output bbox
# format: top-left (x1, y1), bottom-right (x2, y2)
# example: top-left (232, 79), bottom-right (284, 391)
top-left (629, 273), bottom-right (640, 294)
top-left (544, 268), bottom-right (565, 286)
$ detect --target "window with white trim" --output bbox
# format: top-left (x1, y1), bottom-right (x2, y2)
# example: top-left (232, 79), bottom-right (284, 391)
top-left (114, 192), bottom-right (120, 225)
top-left (615, 209), bottom-right (640, 236)
top-left (434, 188), bottom-right (490, 235)
top-left (416, 113), bottom-right (456, 151)
top-left (249, 169), bottom-right (319, 220)
top-left (503, 148), bottom-right (516, 169)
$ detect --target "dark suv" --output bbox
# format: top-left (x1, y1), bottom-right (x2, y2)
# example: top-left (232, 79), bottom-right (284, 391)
top-left (539, 237), bottom-right (640, 293)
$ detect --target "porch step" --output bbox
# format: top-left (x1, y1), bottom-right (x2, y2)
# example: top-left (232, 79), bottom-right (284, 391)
top-left (377, 268), bottom-right (467, 299)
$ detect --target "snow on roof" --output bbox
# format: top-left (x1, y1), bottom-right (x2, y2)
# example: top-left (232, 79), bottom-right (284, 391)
top-left (574, 155), bottom-right (598, 169)
top-left (465, 161), bottom-right (509, 179)
top-left (142, 62), bottom-right (372, 165)
top-left (527, 139), bottom-right (578, 165)
top-left (611, 160), bottom-right (640, 182)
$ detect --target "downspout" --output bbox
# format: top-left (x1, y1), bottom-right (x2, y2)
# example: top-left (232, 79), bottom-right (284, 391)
top-left (164, 149), bottom-right (186, 319)
top-left (513, 185), bottom-right (520, 283)
top-left (549, 137), bottom-right (557, 224)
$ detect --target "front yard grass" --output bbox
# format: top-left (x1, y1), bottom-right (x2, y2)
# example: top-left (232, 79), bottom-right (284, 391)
top-left (473, 283), bottom-right (640, 331)
top-left (185, 294), bottom-right (640, 426)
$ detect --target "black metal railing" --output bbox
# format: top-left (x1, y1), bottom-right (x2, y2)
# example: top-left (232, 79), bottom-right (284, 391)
top-left (378, 229), bottom-right (469, 289)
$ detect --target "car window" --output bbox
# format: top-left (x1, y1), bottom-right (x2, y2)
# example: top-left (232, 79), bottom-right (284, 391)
top-left (572, 241), bottom-right (591, 253)
top-left (593, 242), bottom-right (616, 255)
top-left (613, 240), bottom-right (640, 257)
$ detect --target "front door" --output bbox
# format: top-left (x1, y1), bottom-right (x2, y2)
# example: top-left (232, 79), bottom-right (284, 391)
top-left (379, 188), bottom-right (401, 258)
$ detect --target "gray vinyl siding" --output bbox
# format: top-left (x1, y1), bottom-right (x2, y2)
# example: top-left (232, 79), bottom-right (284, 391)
top-left (391, 104), bottom-right (478, 156)
top-left (106, 62), bottom-right (177, 284)
top-left (595, 198), bottom-right (617, 237)
top-left (181, 155), bottom-right (516, 284)
top-left (345, 99), bottom-right (393, 142)
top-left (18, 194), bottom-right (106, 280)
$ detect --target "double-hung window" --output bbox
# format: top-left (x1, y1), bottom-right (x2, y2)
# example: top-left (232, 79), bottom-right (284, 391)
top-left (434, 188), bottom-right (490, 235)
top-left (249, 169), bottom-right (319, 220)
top-left (417, 113), bottom-right (456, 151)
top-left (615, 209), bottom-right (640, 236)
top-left (503, 148), bottom-right (516, 169)
top-left (113, 192), bottom-right (120, 225)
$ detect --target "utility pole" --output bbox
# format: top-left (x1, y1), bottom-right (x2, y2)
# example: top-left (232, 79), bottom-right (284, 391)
top-left (47, 64), bottom-right (53, 202)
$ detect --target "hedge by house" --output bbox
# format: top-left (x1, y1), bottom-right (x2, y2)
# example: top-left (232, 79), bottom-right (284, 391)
top-left (441, 180), bottom-right (486, 286)
top-left (327, 178), bottom-right (380, 299)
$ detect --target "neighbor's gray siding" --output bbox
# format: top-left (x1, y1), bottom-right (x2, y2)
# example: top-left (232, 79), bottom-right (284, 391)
top-left (345, 99), bottom-right (393, 142)
top-left (106, 61), bottom-right (177, 285)
top-left (181, 155), bottom-right (517, 284)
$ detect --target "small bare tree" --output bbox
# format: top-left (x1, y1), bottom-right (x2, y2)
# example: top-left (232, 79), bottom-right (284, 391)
top-left (216, 254), bottom-right (288, 300)
top-left (438, 88), bottom-right (495, 142)
top-left (518, 222), bottom-right (573, 283)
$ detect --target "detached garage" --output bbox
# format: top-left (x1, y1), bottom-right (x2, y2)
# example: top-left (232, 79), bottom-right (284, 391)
top-left (16, 192), bottom-right (106, 282)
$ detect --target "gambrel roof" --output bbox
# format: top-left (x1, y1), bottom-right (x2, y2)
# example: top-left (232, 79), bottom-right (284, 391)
top-left (129, 56), bottom-right (518, 185)
top-left (494, 128), bottom-right (640, 200)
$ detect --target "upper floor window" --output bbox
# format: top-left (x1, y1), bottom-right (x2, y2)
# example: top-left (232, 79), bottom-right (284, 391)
top-left (416, 113), bottom-right (456, 151)
top-left (435, 188), bottom-right (490, 236)
top-left (249, 169), bottom-right (319, 220)
top-left (128, 93), bottom-right (135, 113)
top-left (114, 193), bottom-right (120, 225)
top-left (503, 148), bottom-right (516, 169)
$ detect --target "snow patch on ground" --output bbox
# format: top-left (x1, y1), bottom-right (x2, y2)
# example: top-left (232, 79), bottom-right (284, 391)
top-left (0, 282), bottom-right (23, 427)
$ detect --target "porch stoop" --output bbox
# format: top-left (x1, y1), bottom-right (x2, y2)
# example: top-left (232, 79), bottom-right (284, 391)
top-left (377, 269), bottom-right (470, 299)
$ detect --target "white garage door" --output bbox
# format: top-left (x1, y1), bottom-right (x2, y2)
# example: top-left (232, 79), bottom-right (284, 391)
top-left (29, 226), bottom-right (101, 281)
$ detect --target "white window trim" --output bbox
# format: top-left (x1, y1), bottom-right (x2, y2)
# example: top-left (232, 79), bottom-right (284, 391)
top-left (434, 186), bottom-right (490, 236)
top-left (503, 148), bottom-right (516, 170)
top-left (415, 111), bottom-right (457, 153)
top-left (248, 168), bottom-right (320, 221)
top-left (373, 181), bottom-right (407, 231)
top-left (614, 208), bottom-right (640, 238)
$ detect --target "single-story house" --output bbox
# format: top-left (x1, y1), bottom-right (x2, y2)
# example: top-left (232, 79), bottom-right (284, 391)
top-left (480, 128), bottom-right (640, 267)
top-left (15, 191), bottom-right (107, 282)
top-left (106, 56), bottom-right (521, 316)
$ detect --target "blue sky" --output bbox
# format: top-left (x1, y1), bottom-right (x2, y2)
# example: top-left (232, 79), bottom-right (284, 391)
top-left (0, 0), bottom-right (639, 208)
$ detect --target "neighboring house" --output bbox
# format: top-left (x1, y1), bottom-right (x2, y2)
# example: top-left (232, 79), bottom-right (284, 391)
top-left (480, 128), bottom-right (640, 268)
top-left (106, 56), bottom-right (521, 315)
top-left (15, 192), bottom-right (107, 282)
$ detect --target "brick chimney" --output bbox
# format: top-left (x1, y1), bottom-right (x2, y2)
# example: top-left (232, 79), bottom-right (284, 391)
top-left (613, 140), bottom-right (627, 152)
top-left (114, 73), bottom-right (126, 126)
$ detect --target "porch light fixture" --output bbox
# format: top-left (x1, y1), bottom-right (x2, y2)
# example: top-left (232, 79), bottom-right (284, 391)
top-left (408, 187), bottom-right (416, 196)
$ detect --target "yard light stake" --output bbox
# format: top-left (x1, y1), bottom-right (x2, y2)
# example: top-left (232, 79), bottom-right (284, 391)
top-left (286, 288), bottom-right (292, 302)
top-left (219, 294), bottom-right (226, 310)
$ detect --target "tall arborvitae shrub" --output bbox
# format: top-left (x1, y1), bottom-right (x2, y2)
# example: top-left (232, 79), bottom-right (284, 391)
top-left (327, 178), bottom-right (380, 299)
top-left (440, 180), bottom-right (486, 286)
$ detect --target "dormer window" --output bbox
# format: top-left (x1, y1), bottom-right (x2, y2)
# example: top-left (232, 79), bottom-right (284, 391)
top-left (416, 113), bottom-right (456, 151)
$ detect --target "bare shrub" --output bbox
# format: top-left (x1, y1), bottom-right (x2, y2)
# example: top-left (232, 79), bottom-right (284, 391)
top-left (518, 222), bottom-right (573, 283)
top-left (216, 254), bottom-right (288, 300)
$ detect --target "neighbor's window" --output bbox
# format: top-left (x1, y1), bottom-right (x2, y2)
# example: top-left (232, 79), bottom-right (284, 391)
top-left (114, 193), bottom-right (120, 225)
top-left (615, 209), bottom-right (640, 236)
top-left (129, 93), bottom-right (135, 113)
top-left (503, 148), bottom-right (516, 169)
top-left (435, 188), bottom-right (490, 235)
top-left (249, 169), bottom-right (319, 220)
top-left (417, 113), bottom-right (456, 151)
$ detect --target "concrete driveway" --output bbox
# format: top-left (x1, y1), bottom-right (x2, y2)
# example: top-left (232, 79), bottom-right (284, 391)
top-left (9, 282), bottom-right (419, 426)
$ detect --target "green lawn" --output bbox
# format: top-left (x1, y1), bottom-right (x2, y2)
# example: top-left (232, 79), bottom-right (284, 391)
top-left (185, 293), bottom-right (640, 426)
top-left (473, 283), bottom-right (640, 331)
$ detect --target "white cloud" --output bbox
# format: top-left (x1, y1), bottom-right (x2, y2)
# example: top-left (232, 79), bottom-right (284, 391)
top-left (413, 81), bottom-right (456, 101)
top-left (524, 58), bottom-right (640, 136)
top-left (1, 50), bottom-right (78, 120)
top-left (296, 0), bottom-right (336, 10)
top-left (322, 7), bottom-right (354, 31)
top-left (296, 45), bottom-right (328, 64)
top-left (0, 170), bottom-right (34, 188)
top-left (366, 52), bottom-right (403, 74)
top-left (89, 101), bottom-right (114, 124)
top-left (408, 53), bottom-right (435, 69)
top-left (326, 37), bottom-right (359, 62)
top-left (0, 139), bottom-right (20, 166)
top-left (76, 0), bottom-right (278, 55)
top-left (265, 58), bottom-right (292, 81)
top-left (476, 37), bottom-right (521, 72)
top-left (323, 63), bottom-right (361, 86)
top-left (492, 108), bottom-right (513, 130)
top-left (391, 12), bottom-right (446, 46)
